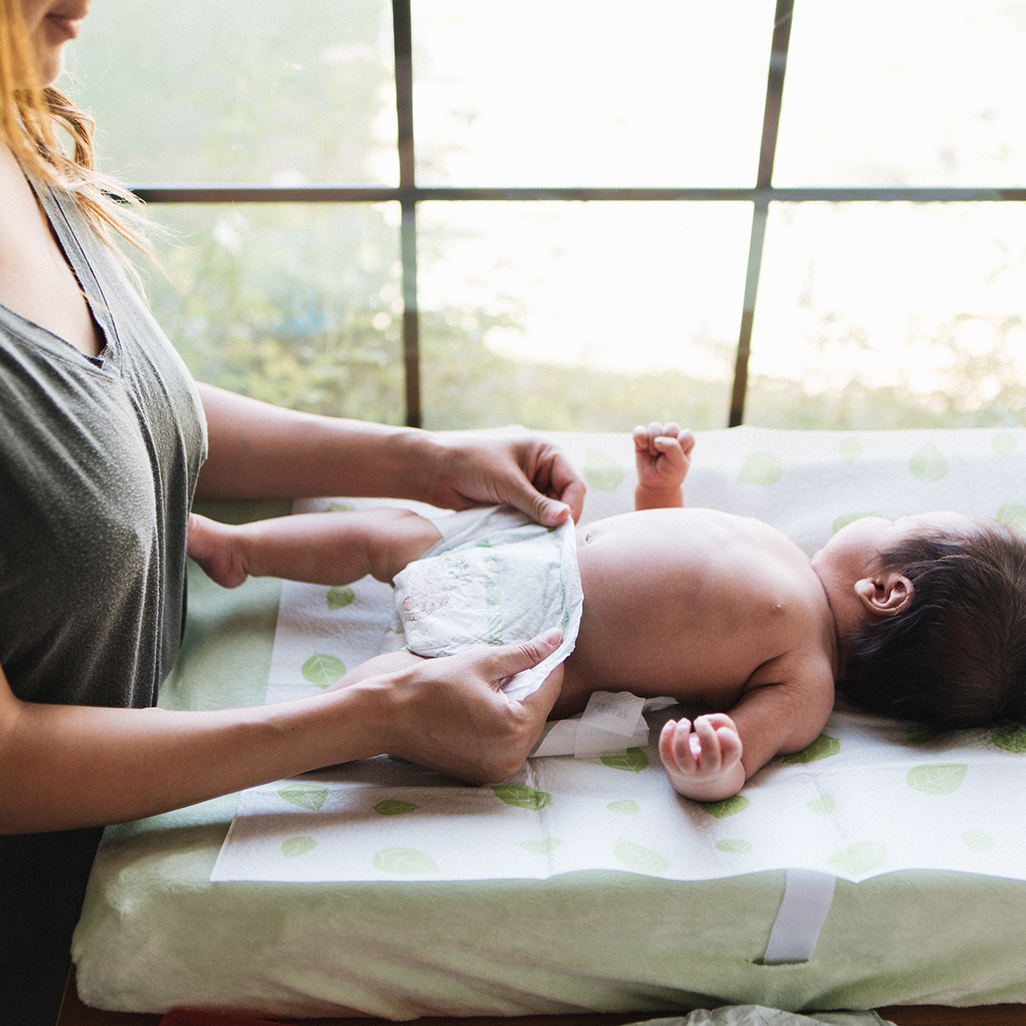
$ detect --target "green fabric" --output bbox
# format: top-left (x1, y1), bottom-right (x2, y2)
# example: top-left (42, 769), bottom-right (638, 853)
top-left (72, 486), bottom-right (1026, 1018)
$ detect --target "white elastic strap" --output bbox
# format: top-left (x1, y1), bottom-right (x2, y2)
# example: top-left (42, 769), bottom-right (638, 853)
top-left (762, 869), bottom-right (836, 964)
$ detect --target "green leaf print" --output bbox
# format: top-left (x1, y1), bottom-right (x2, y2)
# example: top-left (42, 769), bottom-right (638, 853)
top-left (492, 784), bottom-right (552, 811)
top-left (909, 442), bottom-right (948, 483)
top-left (715, 839), bottom-right (753, 854)
top-left (326, 585), bottom-right (355, 610)
top-left (372, 847), bottom-right (438, 875)
top-left (601, 748), bottom-right (649, 773)
top-left (828, 841), bottom-right (886, 876)
top-left (738, 451), bottom-right (782, 486)
top-left (373, 799), bottom-right (419, 816)
top-left (992, 433), bottom-right (1017, 458)
top-left (518, 838), bottom-right (563, 855)
top-left (806, 793), bottom-right (836, 815)
top-left (961, 830), bottom-right (995, 852)
top-left (838, 437), bottom-right (863, 464)
top-left (607, 799), bottom-right (641, 815)
top-left (584, 449), bottom-right (625, 492)
top-left (614, 837), bottom-right (670, 875)
top-left (302, 651), bottom-right (346, 688)
top-left (277, 783), bottom-right (329, 811)
top-left (997, 504), bottom-right (1026, 535)
top-left (906, 763), bottom-right (967, 796)
top-left (323, 501), bottom-right (355, 512)
top-left (832, 512), bottom-right (881, 535)
top-left (699, 795), bottom-right (750, 819)
top-left (783, 734), bottom-right (840, 764)
top-left (282, 836), bottom-right (317, 859)
top-left (991, 727), bottom-right (1026, 754)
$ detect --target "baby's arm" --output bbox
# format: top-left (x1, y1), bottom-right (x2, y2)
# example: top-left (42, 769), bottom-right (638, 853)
top-left (633, 422), bottom-right (695, 511)
top-left (658, 714), bottom-right (745, 802)
top-left (187, 508), bottom-right (442, 589)
top-left (661, 666), bottom-right (835, 802)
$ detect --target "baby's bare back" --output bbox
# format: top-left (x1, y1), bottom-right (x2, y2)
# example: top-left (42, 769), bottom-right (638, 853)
top-left (556, 507), bottom-right (836, 719)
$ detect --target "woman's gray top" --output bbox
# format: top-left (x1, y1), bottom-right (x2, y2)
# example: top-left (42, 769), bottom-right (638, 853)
top-left (0, 184), bottom-right (207, 708)
top-left (0, 181), bottom-right (207, 1023)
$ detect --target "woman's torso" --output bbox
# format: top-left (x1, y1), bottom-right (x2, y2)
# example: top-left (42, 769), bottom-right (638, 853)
top-left (0, 178), bottom-right (206, 708)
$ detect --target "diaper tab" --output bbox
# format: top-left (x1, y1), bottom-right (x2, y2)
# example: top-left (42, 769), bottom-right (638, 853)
top-left (574, 691), bottom-right (647, 759)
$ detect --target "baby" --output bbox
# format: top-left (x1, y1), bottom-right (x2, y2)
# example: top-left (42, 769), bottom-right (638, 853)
top-left (188, 424), bottom-right (1026, 802)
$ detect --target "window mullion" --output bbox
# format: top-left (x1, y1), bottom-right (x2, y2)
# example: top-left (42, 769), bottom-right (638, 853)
top-left (730, 0), bottom-right (794, 428)
top-left (393, 0), bottom-right (421, 428)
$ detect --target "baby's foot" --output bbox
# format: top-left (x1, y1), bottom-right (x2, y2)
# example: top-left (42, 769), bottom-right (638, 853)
top-left (187, 513), bottom-right (247, 589)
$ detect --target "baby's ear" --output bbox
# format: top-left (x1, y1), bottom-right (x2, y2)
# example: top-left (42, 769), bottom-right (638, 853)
top-left (854, 571), bottom-right (914, 618)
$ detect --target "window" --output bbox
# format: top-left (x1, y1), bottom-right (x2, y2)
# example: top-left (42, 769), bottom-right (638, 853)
top-left (68, 0), bottom-right (1026, 431)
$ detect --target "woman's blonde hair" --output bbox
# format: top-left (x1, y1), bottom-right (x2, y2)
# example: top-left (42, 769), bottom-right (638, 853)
top-left (0, 0), bottom-right (149, 252)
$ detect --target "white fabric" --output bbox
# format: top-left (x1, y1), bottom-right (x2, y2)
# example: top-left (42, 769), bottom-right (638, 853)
top-left (210, 703), bottom-right (1026, 885)
top-left (223, 426), bottom-right (1026, 889)
top-left (625, 1011), bottom-right (892, 1026)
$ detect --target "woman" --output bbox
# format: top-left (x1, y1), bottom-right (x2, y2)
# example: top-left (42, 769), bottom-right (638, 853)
top-left (0, 2), bottom-right (584, 1020)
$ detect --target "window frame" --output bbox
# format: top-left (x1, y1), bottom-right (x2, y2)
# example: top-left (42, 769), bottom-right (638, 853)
top-left (130, 0), bottom-right (1026, 429)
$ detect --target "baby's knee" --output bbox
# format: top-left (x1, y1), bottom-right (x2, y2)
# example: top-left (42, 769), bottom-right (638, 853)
top-left (367, 509), bottom-right (441, 583)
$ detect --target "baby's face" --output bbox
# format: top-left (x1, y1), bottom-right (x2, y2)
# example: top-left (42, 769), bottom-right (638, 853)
top-left (812, 511), bottom-right (978, 579)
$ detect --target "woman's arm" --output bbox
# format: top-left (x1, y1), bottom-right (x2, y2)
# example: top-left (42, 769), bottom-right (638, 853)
top-left (195, 384), bottom-right (586, 526)
top-left (0, 632), bottom-right (564, 835)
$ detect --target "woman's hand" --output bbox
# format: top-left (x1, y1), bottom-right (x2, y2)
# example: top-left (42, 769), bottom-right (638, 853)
top-left (421, 431), bottom-right (586, 527)
top-left (356, 630), bottom-right (565, 784)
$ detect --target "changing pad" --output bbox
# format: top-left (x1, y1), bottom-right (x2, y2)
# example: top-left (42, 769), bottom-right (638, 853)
top-left (72, 426), bottom-right (1026, 1019)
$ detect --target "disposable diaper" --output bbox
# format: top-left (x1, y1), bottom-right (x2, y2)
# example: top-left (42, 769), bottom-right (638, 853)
top-left (387, 504), bottom-right (583, 701)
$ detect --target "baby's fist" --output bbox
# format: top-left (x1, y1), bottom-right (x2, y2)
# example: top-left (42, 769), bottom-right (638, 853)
top-left (659, 713), bottom-right (744, 802)
top-left (633, 422), bottom-right (695, 505)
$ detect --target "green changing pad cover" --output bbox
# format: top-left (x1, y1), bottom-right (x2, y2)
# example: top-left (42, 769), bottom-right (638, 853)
top-left (73, 427), bottom-right (1026, 1018)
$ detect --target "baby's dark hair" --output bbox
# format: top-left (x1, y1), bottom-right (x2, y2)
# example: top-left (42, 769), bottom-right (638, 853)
top-left (838, 521), bottom-right (1026, 728)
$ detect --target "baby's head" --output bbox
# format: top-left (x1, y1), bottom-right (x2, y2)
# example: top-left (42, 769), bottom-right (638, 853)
top-left (837, 520), bottom-right (1026, 728)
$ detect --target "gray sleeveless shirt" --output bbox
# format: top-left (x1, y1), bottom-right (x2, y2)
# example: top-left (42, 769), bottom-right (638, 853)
top-left (0, 185), bottom-right (207, 708)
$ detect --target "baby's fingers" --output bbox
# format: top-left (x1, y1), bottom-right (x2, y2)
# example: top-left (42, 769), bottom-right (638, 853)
top-left (692, 716), bottom-right (725, 772)
top-left (698, 714), bottom-right (742, 771)
top-left (659, 718), bottom-right (698, 774)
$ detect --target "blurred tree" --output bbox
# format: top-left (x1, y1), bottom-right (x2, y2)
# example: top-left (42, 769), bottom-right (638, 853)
top-left (69, 3), bottom-right (1025, 433)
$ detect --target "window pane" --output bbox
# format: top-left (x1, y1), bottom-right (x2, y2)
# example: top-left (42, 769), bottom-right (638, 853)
top-left (412, 0), bottom-right (774, 187)
top-left (775, 1), bottom-right (1026, 186)
top-left (417, 202), bottom-right (752, 430)
top-left (746, 203), bottom-right (1026, 428)
top-left (136, 204), bottom-right (404, 423)
top-left (67, 0), bottom-right (398, 185)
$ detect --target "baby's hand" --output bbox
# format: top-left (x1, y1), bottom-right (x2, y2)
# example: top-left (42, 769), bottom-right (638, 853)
top-left (658, 713), bottom-right (745, 802)
top-left (633, 422), bottom-right (695, 509)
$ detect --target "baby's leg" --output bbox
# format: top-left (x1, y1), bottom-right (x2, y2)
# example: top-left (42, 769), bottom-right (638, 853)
top-left (359, 509), bottom-right (443, 584)
top-left (192, 507), bottom-right (442, 589)
top-left (324, 649), bottom-right (427, 691)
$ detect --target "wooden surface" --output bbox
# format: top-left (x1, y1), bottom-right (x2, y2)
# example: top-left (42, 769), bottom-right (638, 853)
top-left (58, 971), bottom-right (1026, 1026)
top-left (878, 1008), bottom-right (1026, 1025)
